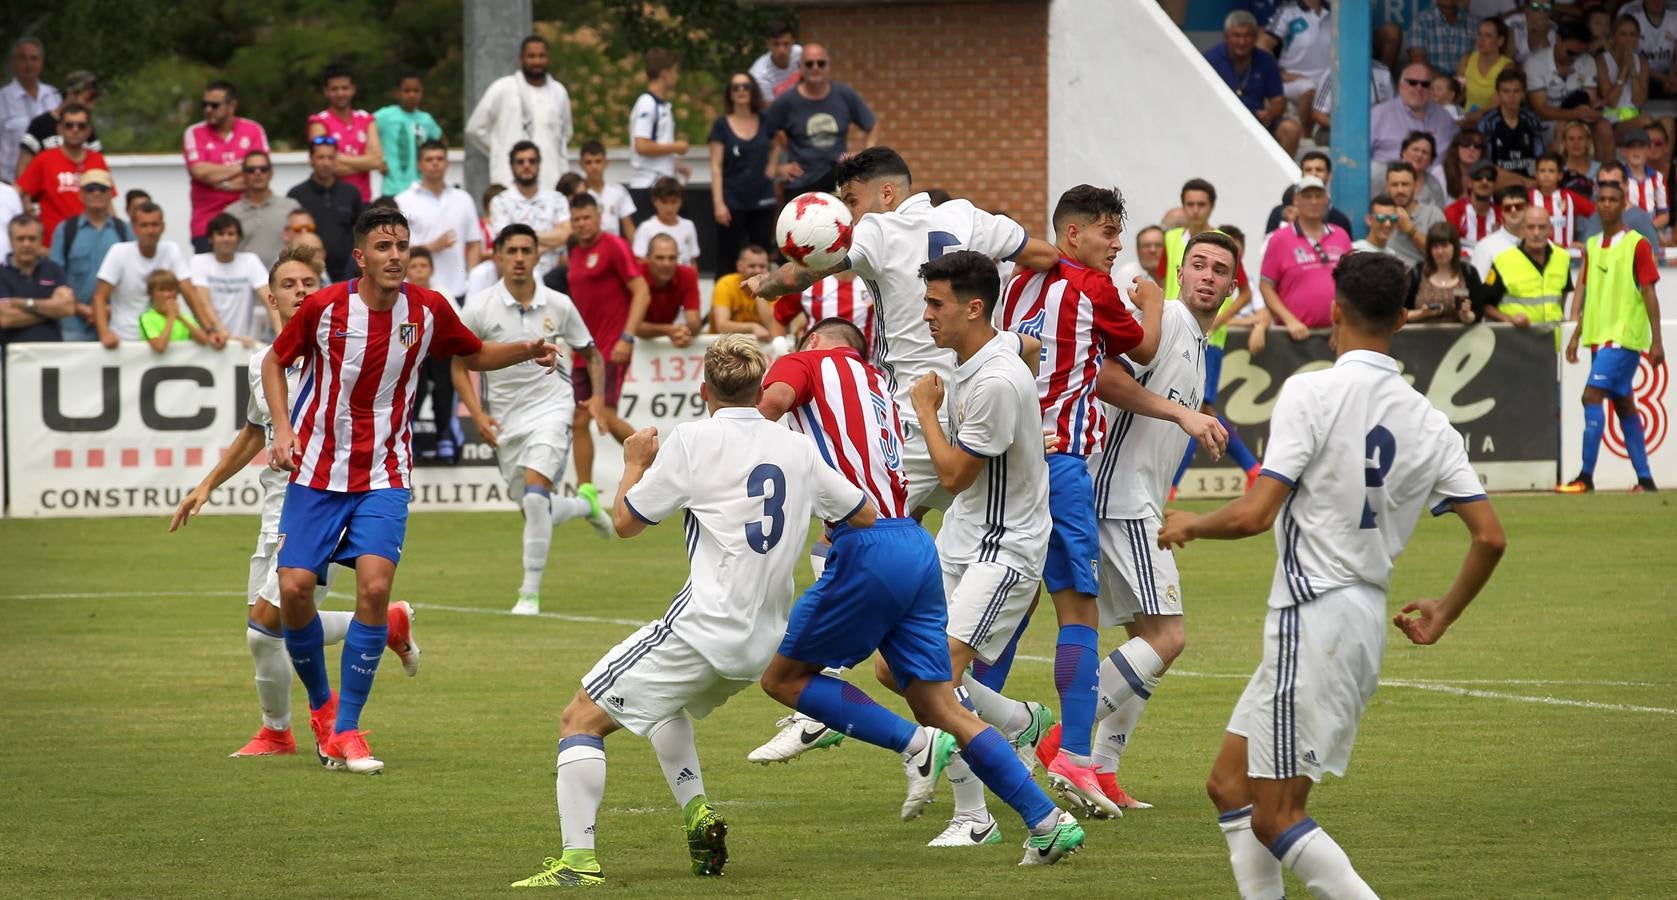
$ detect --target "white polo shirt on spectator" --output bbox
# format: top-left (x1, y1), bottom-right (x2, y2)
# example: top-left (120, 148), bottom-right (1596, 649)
top-left (188, 250), bottom-right (267, 339)
top-left (397, 181), bottom-right (480, 298)
top-left (97, 241), bottom-right (194, 340)
top-left (632, 216), bottom-right (701, 265)
top-left (628, 91), bottom-right (677, 188)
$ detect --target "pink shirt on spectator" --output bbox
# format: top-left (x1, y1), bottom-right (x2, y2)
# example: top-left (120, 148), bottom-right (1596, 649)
top-left (1260, 222), bottom-right (1351, 329)
top-left (308, 107), bottom-right (376, 200)
top-left (183, 118), bottom-right (270, 238)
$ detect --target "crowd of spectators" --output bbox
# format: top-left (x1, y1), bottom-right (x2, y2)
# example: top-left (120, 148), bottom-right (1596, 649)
top-left (0, 20), bottom-right (882, 360)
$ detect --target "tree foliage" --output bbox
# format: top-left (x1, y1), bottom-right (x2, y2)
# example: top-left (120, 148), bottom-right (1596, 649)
top-left (2, 0), bottom-right (786, 152)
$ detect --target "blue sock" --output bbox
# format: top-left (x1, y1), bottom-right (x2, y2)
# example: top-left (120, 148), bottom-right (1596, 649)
top-left (1582, 403), bottom-right (1606, 475)
top-left (794, 674), bottom-right (916, 753)
top-left (961, 726), bottom-right (1056, 829)
top-left (1171, 439), bottom-right (1196, 488)
top-left (1620, 412), bottom-right (1653, 479)
top-left (1054, 624), bottom-right (1100, 757)
top-left (972, 612), bottom-right (1029, 691)
top-left (1221, 414), bottom-right (1259, 471)
top-left (335, 619), bottom-right (388, 733)
top-left (282, 614), bottom-right (332, 709)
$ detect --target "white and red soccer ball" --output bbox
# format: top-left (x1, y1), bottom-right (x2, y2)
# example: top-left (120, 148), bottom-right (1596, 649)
top-left (776, 191), bottom-right (853, 270)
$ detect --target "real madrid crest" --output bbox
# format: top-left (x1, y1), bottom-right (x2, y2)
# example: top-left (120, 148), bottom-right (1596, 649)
top-left (399, 322), bottom-right (418, 348)
top-left (543, 316), bottom-right (555, 334)
top-left (1164, 584), bottom-right (1180, 608)
top-left (586, 252), bottom-right (599, 268)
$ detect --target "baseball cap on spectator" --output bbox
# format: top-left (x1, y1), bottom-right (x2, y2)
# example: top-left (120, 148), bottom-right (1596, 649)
top-left (1296, 174), bottom-right (1328, 193)
top-left (63, 70), bottom-right (99, 94)
top-left (80, 169), bottom-right (114, 188)
top-left (1469, 161), bottom-right (1498, 180)
top-left (1621, 128), bottom-right (1650, 146)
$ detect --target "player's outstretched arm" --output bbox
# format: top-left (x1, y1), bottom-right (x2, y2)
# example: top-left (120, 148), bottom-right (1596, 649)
top-left (1095, 359), bottom-right (1226, 460)
top-left (169, 423), bottom-right (265, 532)
top-left (460, 337), bottom-right (560, 372)
top-left (1394, 498), bottom-right (1506, 645)
top-left (1158, 474), bottom-right (1290, 549)
top-left (612, 427), bottom-right (661, 538)
top-left (744, 260), bottom-right (840, 301)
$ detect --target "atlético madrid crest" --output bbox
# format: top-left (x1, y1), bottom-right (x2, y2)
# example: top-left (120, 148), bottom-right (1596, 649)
top-left (399, 322), bottom-right (418, 348)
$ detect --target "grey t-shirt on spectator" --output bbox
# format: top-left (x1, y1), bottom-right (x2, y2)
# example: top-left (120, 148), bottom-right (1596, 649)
top-left (763, 83), bottom-right (876, 192)
top-left (1388, 202), bottom-right (1446, 268)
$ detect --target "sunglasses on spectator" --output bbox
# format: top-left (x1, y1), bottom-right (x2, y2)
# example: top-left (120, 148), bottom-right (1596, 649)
top-left (1472, 172), bottom-right (1496, 181)
top-left (61, 121), bottom-right (89, 130)
top-left (729, 82), bottom-right (752, 91)
top-left (243, 165), bottom-right (271, 174)
top-left (1402, 78), bottom-right (1430, 88)
top-left (1372, 214), bottom-right (1399, 224)
top-left (310, 135), bottom-right (338, 146)
top-left (1528, 2), bottom-right (1552, 10)
top-left (513, 156), bottom-right (539, 166)
top-left (202, 100), bottom-right (224, 109)
top-left (81, 184), bottom-right (110, 193)
top-left (289, 222), bottom-right (316, 233)
top-left (803, 59), bottom-right (828, 69)
top-left (1502, 202), bottom-right (1527, 212)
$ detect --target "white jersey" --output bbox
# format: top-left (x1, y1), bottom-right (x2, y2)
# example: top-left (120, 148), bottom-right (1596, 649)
top-left (1090, 301), bottom-right (1208, 522)
top-left (245, 345), bottom-right (301, 531)
top-left (459, 281), bottom-right (596, 439)
top-left (623, 407), bottom-right (865, 679)
top-left (845, 192), bottom-right (1029, 404)
top-left (1259, 350), bottom-right (1485, 608)
top-left (935, 331), bottom-right (1050, 577)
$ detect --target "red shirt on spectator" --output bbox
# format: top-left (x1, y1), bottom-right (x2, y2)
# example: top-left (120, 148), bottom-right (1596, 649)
top-left (1529, 188), bottom-right (1594, 246)
top-left (1444, 197), bottom-right (1500, 252)
top-left (567, 232), bottom-right (642, 349)
top-left (645, 264), bottom-right (700, 326)
top-left (183, 117), bottom-right (270, 238)
top-left (16, 147), bottom-right (108, 246)
top-left (308, 107), bottom-right (377, 201)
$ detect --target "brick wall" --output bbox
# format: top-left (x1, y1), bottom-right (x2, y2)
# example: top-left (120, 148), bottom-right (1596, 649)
top-left (800, 1), bottom-right (1050, 235)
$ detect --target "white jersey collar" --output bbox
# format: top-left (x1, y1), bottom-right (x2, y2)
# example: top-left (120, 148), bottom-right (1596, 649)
top-left (954, 329), bottom-right (1016, 378)
top-left (712, 406), bottom-right (764, 421)
top-left (1335, 349), bottom-right (1399, 372)
top-left (495, 280), bottom-right (548, 309)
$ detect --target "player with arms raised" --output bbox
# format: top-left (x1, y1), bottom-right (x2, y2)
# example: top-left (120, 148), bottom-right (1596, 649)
top-left (1161, 253), bottom-right (1506, 898)
top-left (510, 336), bottom-right (875, 888)
top-left (452, 223), bottom-right (614, 617)
top-left (265, 206), bottom-right (561, 775)
top-left (169, 243), bottom-right (419, 758)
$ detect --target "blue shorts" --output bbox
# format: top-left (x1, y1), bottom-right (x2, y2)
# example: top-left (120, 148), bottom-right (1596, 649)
top-left (1587, 346), bottom-right (1642, 398)
top-left (276, 484), bottom-right (411, 582)
top-left (1204, 344), bottom-right (1225, 406)
top-left (1043, 453), bottom-right (1100, 597)
top-left (778, 518), bottom-right (952, 689)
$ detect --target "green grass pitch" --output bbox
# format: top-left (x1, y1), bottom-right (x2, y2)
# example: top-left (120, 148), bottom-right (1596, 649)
top-left (2, 494), bottom-right (1674, 897)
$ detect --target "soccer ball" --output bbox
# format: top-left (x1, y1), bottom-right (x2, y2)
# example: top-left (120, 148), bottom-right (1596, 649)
top-left (776, 192), bottom-right (854, 270)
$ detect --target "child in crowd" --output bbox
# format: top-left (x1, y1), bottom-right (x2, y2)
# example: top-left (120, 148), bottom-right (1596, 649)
top-left (579, 140), bottom-right (638, 241)
top-left (631, 175), bottom-right (700, 266)
top-left (138, 270), bottom-right (210, 353)
top-left (407, 246), bottom-right (435, 290)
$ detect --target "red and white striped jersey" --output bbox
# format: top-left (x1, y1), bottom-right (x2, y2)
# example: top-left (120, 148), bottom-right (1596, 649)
top-left (1627, 166), bottom-right (1669, 216)
top-left (273, 280), bottom-right (483, 492)
top-left (1444, 197), bottom-right (1500, 252)
top-left (763, 347), bottom-right (910, 519)
top-left (995, 258), bottom-right (1145, 456)
top-left (772, 276), bottom-right (876, 353)
top-left (1529, 187), bottom-right (1595, 246)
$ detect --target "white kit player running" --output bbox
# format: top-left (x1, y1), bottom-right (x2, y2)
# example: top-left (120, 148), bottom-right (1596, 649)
top-left (1161, 253), bottom-right (1506, 900)
top-left (1065, 231), bottom-right (1238, 812)
top-left (452, 223), bottom-right (613, 616)
top-left (168, 244), bottom-right (419, 759)
top-left (512, 335), bottom-right (877, 889)
top-left (902, 250), bottom-right (1082, 853)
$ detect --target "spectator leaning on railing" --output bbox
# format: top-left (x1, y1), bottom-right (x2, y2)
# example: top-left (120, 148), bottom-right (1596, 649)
top-left (638, 233), bottom-right (701, 346)
top-left (709, 244), bottom-right (770, 338)
top-left (48, 168), bottom-right (126, 341)
top-left (1408, 221), bottom-right (1487, 325)
top-left (1480, 204), bottom-right (1572, 335)
top-left (1259, 174), bottom-right (1349, 339)
top-left (0, 214), bottom-right (74, 345)
top-left (92, 202), bottom-right (201, 348)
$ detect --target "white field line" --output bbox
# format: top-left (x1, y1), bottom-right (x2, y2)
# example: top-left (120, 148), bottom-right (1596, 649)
top-left (5, 591), bottom-right (1672, 714)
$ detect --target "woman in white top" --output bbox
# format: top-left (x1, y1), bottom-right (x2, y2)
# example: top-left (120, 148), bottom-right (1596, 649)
top-left (1596, 14), bottom-right (1669, 145)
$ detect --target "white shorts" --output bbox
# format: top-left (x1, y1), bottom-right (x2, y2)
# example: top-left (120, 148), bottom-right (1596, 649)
top-left (247, 531), bottom-right (332, 608)
top-left (1282, 71), bottom-right (1322, 102)
top-left (1096, 518), bottom-right (1183, 627)
top-left (943, 559), bottom-right (1039, 665)
top-left (581, 620), bottom-right (755, 737)
top-left (901, 421), bottom-right (954, 513)
top-left (498, 425), bottom-right (573, 499)
top-left (1227, 585), bottom-right (1387, 783)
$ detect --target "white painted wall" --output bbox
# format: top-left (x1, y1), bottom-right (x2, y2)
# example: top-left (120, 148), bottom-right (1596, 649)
top-left (1048, 0), bottom-right (1300, 278)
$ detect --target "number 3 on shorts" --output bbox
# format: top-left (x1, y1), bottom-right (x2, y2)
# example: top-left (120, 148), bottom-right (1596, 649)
top-left (746, 463), bottom-right (787, 553)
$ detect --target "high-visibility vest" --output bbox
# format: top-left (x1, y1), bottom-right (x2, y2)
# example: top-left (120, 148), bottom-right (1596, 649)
top-left (1581, 228), bottom-right (1654, 351)
top-left (1489, 242), bottom-right (1569, 328)
top-left (1162, 226), bottom-right (1188, 301)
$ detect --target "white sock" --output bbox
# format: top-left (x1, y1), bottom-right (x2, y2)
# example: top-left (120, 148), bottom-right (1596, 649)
top-left (1218, 807), bottom-right (1286, 900)
top-left (246, 624), bottom-right (292, 731)
top-left (961, 676), bottom-right (1031, 736)
top-left (552, 495), bottom-right (590, 523)
top-left (1092, 693), bottom-right (1149, 774)
top-left (556, 736), bottom-right (608, 851)
top-left (1278, 820), bottom-right (1378, 900)
top-left (902, 725), bottom-right (930, 758)
top-left (945, 750), bottom-right (988, 820)
top-left (521, 492), bottom-right (553, 595)
top-left (647, 716), bottom-right (706, 810)
top-left (319, 610), bottom-right (352, 644)
top-left (1097, 636), bottom-right (1163, 719)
